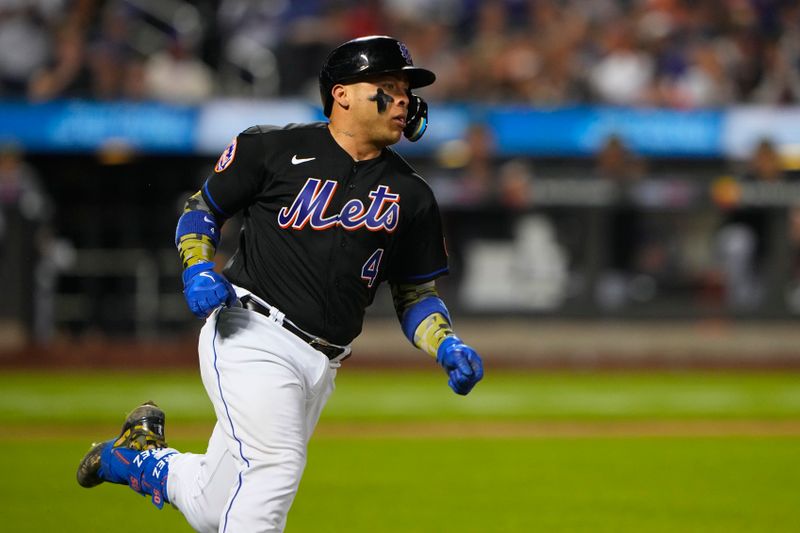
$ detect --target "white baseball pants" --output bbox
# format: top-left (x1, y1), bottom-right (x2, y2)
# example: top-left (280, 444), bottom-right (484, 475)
top-left (166, 303), bottom-right (341, 533)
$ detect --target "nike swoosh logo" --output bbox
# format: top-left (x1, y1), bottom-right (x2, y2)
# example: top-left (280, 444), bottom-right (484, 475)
top-left (203, 216), bottom-right (213, 223)
top-left (291, 155), bottom-right (316, 165)
top-left (198, 272), bottom-right (216, 281)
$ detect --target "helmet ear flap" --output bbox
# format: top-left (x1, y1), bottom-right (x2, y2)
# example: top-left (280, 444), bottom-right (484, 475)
top-left (404, 92), bottom-right (428, 142)
top-left (320, 70), bottom-right (335, 117)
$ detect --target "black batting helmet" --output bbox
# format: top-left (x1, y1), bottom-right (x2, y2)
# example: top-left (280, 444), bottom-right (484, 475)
top-left (319, 35), bottom-right (436, 117)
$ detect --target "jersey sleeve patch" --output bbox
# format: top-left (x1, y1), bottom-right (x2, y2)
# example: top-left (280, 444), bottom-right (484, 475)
top-left (214, 137), bottom-right (238, 173)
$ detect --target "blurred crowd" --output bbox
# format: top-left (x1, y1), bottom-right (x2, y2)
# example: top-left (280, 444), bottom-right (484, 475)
top-left (2, 0), bottom-right (800, 107)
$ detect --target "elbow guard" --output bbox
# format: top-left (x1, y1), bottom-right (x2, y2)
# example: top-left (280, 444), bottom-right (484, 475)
top-left (401, 296), bottom-right (451, 344)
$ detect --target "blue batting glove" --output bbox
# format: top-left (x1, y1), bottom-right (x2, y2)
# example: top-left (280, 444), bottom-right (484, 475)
top-left (436, 336), bottom-right (484, 395)
top-left (182, 262), bottom-right (237, 318)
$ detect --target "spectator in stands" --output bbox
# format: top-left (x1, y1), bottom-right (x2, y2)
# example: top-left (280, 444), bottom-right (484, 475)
top-left (463, 0), bottom-right (509, 101)
top-left (274, 4), bottom-right (354, 98)
top-left (0, 143), bottom-right (51, 338)
top-left (662, 42), bottom-right (736, 108)
top-left (497, 158), bottom-right (533, 209)
top-left (217, 0), bottom-right (313, 97)
top-left (748, 137), bottom-right (789, 182)
top-left (28, 24), bottom-right (91, 101)
top-left (144, 35), bottom-right (214, 104)
top-left (715, 138), bottom-right (789, 309)
top-left (588, 21), bottom-right (655, 106)
top-left (87, 41), bottom-right (130, 100)
top-left (453, 122), bottom-right (498, 205)
top-left (751, 38), bottom-right (800, 104)
top-left (0, 1), bottom-right (54, 97)
top-left (0, 143), bottom-right (46, 218)
top-left (520, 0), bottom-right (589, 105)
top-left (593, 134), bottom-right (669, 309)
top-left (427, 122), bottom-right (498, 206)
top-left (594, 134), bottom-right (645, 182)
top-left (121, 57), bottom-right (148, 101)
top-left (400, 21), bottom-right (461, 102)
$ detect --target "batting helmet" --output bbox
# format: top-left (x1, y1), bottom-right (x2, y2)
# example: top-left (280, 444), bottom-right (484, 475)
top-left (319, 35), bottom-right (436, 117)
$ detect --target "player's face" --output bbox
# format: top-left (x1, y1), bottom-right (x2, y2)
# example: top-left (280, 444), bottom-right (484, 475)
top-left (349, 74), bottom-right (410, 146)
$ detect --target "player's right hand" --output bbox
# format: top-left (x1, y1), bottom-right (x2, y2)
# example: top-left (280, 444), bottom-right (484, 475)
top-left (182, 262), bottom-right (237, 318)
top-left (436, 336), bottom-right (484, 395)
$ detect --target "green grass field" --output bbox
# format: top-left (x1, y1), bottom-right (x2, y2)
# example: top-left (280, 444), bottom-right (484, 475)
top-left (1, 369), bottom-right (799, 532)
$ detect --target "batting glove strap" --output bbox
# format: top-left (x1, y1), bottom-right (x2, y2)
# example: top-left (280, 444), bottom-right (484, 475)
top-left (436, 336), bottom-right (484, 395)
top-left (182, 262), bottom-right (212, 285)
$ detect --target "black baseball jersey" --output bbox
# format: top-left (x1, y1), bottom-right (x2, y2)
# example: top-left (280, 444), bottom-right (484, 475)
top-left (203, 122), bottom-right (448, 345)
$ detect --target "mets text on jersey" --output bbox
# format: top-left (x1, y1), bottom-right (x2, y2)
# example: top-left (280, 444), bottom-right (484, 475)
top-left (278, 178), bottom-right (400, 232)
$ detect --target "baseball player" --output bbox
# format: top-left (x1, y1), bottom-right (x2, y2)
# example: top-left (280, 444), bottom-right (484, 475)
top-left (76, 35), bottom-right (484, 532)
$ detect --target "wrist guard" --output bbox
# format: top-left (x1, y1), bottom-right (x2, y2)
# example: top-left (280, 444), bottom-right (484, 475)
top-left (401, 296), bottom-right (450, 344)
top-left (176, 210), bottom-right (219, 269)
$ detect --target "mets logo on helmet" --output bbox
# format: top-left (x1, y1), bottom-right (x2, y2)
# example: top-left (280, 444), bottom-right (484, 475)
top-left (398, 42), bottom-right (412, 65)
top-left (214, 138), bottom-right (237, 173)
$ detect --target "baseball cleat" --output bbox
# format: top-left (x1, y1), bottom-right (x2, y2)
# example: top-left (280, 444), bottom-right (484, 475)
top-left (76, 401), bottom-right (167, 488)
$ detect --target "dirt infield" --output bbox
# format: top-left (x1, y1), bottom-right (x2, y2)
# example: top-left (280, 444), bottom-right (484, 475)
top-left (8, 420), bottom-right (800, 442)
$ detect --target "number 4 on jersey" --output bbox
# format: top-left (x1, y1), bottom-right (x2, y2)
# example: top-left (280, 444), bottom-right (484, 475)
top-left (361, 249), bottom-right (384, 288)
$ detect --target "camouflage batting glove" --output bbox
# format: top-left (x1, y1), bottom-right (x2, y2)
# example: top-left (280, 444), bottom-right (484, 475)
top-left (437, 336), bottom-right (484, 395)
top-left (182, 262), bottom-right (237, 318)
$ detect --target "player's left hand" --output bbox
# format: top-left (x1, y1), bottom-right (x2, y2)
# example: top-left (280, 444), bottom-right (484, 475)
top-left (436, 337), bottom-right (484, 395)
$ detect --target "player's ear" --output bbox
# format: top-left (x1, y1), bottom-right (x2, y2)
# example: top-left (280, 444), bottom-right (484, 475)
top-left (331, 84), bottom-right (350, 112)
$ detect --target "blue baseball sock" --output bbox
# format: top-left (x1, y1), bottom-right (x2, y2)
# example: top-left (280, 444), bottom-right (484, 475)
top-left (98, 443), bottom-right (177, 509)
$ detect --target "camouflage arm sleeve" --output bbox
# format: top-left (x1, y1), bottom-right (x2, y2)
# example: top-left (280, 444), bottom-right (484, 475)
top-left (176, 191), bottom-right (218, 269)
top-left (391, 281), bottom-right (455, 358)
